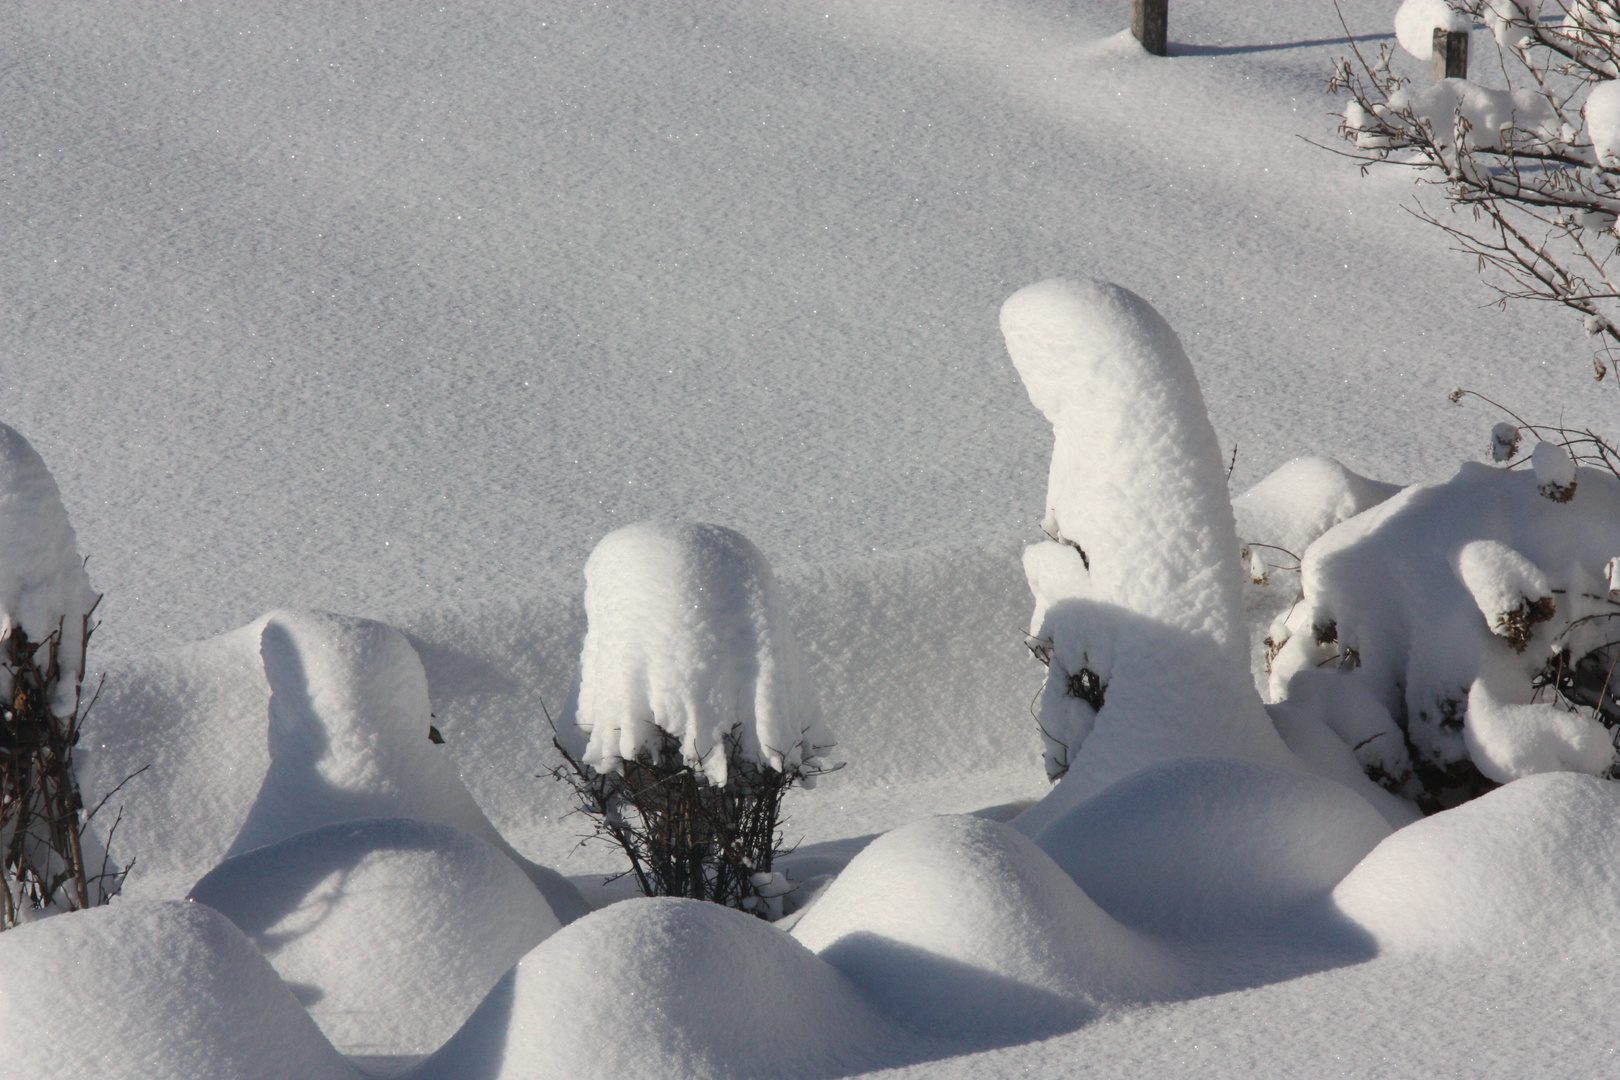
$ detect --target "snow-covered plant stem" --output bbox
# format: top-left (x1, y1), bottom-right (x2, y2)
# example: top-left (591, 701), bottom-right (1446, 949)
top-left (1329, 1), bottom-right (1620, 378)
top-left (0, 421), bottom-right (129, 929)
top-left (0, 613), bottom-right (107, 929)
top-left (551, 723), bottom-right (816, 916)
top-left (552, 520), bottom-right (834, 917)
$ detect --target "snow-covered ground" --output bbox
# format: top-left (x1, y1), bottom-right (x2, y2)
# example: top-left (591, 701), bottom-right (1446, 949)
top-left (6, 1), bottom-right (1620, 1077)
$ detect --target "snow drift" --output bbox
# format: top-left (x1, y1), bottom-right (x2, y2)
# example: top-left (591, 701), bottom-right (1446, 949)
top-left (1033, 758), bottom-right (1391, 937)
top-left (790, 814), bottom-right (1176, 1035)
top-left (0, 900), bottom-right (356, 1080)
top-left (417, 896), bottom-right (896, 1080)
top-left (1333, 772), bottom-right (1620, 955)
top-left (188, 817), bottom-right (560, 1057)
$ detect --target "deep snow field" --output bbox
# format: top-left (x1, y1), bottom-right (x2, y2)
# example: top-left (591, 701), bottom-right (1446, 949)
top-left (7, 1), bottom-right (1620, 1077)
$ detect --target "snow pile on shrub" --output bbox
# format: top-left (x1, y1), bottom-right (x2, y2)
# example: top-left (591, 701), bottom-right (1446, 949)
top-left (1231, 454), bottom-right (1400, 567)
top-left (0, 900), bottom-right (357, 1080)
top-left (1333, 773), bottom-right (1620, 954)
top-left (0, 421), bottom-right (98, 705)
top-left (418, 897), bottom-right (894, 1080)
top-left (188, 817), bottom-right (560, 1057)
top-left (789, 814), bottom-right (1176, 1034)
top-left (1000, 278), bottom-right (1297, 828)
top-left (570, 520), bottom-right (828, 782)
top-left (1269, 461), bottom-right (1620, 798)
top-left (1033, 758), bottom-right (1390, 937)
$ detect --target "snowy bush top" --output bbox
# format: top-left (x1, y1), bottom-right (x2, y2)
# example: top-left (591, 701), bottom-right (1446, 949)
top-left (0, 422), bottom-right (98, 693)
top-left (573, 520), bottom-right (828, 785)
top-left (1000, 278), bottom-right (1245, 660)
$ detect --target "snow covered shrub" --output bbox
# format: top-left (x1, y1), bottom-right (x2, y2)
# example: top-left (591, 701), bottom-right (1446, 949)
top-left (1001, 277), bottom-right (1297, 823)
top-left (0, 423), bottom-right (122, 929)
top-left (1269, 401), bottom-right (1620, 811)
top-left (1330, 1), bottom-right (1620, 377)
top-left (551, 520), bottom-right (834, 916)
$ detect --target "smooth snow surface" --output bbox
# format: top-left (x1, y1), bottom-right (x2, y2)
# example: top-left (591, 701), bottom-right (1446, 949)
top-left (1333, 772), bottom-right (1620, 954)
top-left (189, 817), bottom-right (560, 1057)
top-left (790, 815), bottom-right (1176, 1035)
top-left (417, 897), bottom-right (899, 1080)
top-left (1034, 758), bottom-right (1390, 937)
top-left (0, 422), bottom-right (99, 701)
top-left (571, 520), bottom-right (826, 783)
top-left (0, 900), bottom-right (356, 1080)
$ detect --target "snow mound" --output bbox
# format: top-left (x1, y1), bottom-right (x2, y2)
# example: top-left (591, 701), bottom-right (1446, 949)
top-left (1587, 79), bottom-right (1620, 166)
top-left (0, 421), bottom-right (98, 702)
top-left (571, 520), bottom-right (828, 785)
top-left (0, 899), bottom-right (356, 1080)
top-left (1270, 462), bottom-right (1620, 793)
top-left (790, 815), bottom-right (1175, 1034)
top-left (82, 609), bottom-right (586, 919)
top-left (1333, 772), bottom-right (1620, 954)
top-left (1035, 758), bottom-right (1391, 937)
top-left (188, 817), bottom-right (560, 1057)
top-left (417, 896), bottom-right (893, 1080)
top-left (1231, 454), bottom-right (1400, 564)
top-left (1000, 278), bottom-right (1297, 822)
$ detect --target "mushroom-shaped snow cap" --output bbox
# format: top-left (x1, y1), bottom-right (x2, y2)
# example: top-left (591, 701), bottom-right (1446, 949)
top-left (573, 520), bottom-right (829, 785)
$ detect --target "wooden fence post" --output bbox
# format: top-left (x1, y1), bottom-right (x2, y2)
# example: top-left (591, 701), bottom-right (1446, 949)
top-left (1133, 0), bottom-right (1167, 57)
top-left (1432, 28), bottom-right (1468, 81)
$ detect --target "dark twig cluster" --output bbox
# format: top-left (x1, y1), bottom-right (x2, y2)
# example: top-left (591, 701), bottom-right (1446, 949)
top-left (548, 715), bottom-right (838, 918)
top-left (1326, 1), bottom-right (1620, 378)
top-left (0, 600), bottom-right (132, 929)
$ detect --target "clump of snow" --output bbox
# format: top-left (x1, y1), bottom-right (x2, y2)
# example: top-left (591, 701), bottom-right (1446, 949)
top-left (1464, 645), bottom-right (1614, 782)
top-left (1269, 462), bottom-right (1620, 792)
top-left (1333, 772), bottom-right (1620, 954)
top-left (417, 897), bottom-right (894, 1080)
top-left (1453, 539), bottom-right (1554, 650)
top-left (1480, 0), bottom-right (1534, 49)
top-left (1531, 440), bottom-right (1577, 501)
top-left (1491, 421), bottom-right (1522, 462)
top-left (1586, 80), bottom-right (1620, 166)
top-left (1034, 758), bottom-right (1391, 937)
top-left (1232, 455), bottom-right (1401, 562)
top-left (188, 817), bottom-right (560, 1057)
top-left (1001, 278), bottom-right (1246, 659)
top-left (572, 520), bottom-right (828, 784)
top-left (790, 815), bottom-right (1176, 1034)
top-left (1395, 0), bottom-right (1472, 61)
top-left (0, 421), bottom-right (99, 704)
top-left (1000, 279), bottom-right (1300, 823)
top-left (0, 899), bottom-right (357, 1080)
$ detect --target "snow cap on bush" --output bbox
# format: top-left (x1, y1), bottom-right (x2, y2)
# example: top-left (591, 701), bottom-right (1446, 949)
top-left (1395, 0), bottom-right (1471, 62)
top-left (574, 520), bottom-right (827, 785)
top-left (0, 422), bottom-right (98, 697)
